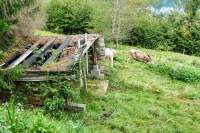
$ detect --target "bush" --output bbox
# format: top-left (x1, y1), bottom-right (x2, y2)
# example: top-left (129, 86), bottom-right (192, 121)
top-left (126, 14), bottom-right (175, 50)
top-left (0, 20), bottom-right (14, 51)
top-left (149, 63), bottom-right (200, 83)
top-left (44, 96), bottom-right (65, 116)
top-left (126, 11), bottom-right (200, 56)
top-left (26, 80), bottom-right (75, 100)
top-left (0, 67), bottom-right (24, 90)
top-left (46, 0), bottom-right (93, 34)
top-left (1, 101), bottom-right (86, 133)
top-left (172, 16), bottom-right (200, 56)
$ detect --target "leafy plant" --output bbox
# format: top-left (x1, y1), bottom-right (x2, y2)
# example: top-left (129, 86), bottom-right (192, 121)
top-left (46, 0), bottom-right (93, 34)
top-left (0, 66), bottom-right (24, 90)
top-left (44, 96), bottom-right (65, 116)
top-left (0, 19), bottom-right (14, 51)
top-left (149, 63), bottom-right (200, 83)
top-left (0, 123), bottom-right (11, 133)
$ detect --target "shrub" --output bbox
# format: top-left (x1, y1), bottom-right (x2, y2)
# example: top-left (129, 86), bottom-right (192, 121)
top-left (0, 67), bottom-right (24, 90)
top-left (0, 0), bottom-right (43, 51)
top-left (172, 16), bottom-right (200, 56)
top-left (0, 20), bottom-right (14, 51)
top-left (126, 14), bottom-right (175, 50)
top-left (26, 80), bottom-right (75, 100)
top-left (125, 3), bottom-right (200, 56)
top-left (0, 0), bottom-right (35, 20)
top-left (149, 63), bottom-right (200, 83)
top-left (44, 96), bottom-right (65, 115)
top-left (46, 0), bottom-right (93, 34)
top-left (3, 101), bottom-right (58, 133)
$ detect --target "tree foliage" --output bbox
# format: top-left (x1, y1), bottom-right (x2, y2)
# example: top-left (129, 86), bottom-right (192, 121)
top-left (46, 0), bottom-right (93, 34)
top-left (0, 0), bottom-right (36, 51)
top-left (126, 0), bottom-right (200, 56)
top-left (0, 0), bottom-right (35, 21)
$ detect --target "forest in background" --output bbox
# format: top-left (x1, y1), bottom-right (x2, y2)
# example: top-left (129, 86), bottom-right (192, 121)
top-left (1, 0), bottom-right (200, 55)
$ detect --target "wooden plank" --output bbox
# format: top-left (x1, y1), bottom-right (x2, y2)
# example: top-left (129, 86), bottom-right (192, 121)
top-left (3, 51), bottom-right (23, 68)
top-left (43, 38), bottom-right (71, 66)
top-left (8, 39), bottom-right (43, 69)
top-left (67, 36), bottom-right (98, 71)
top-left (81, 36), bottom-right (99, 56)
top-left (65, 102), bottom-right (86, 112)
top-left (17, 75), bottom-right (72, 82)
top-left (17, 76), bottom-right (52, 82)
top-left (25, 69), bottom-right (71, 74)
top-left (24, 38), bottom-right (56, 67)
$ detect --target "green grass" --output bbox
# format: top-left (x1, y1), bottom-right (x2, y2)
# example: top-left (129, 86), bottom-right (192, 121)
top-left (1, 43), bottom-right (200, 132)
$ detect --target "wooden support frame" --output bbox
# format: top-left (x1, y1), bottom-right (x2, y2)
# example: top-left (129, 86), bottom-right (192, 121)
top-left (8, 39), bottom-right (43, 69)
top-left (79, 56), bottom-right (88, 92)
top-left (24, 38), bottom-right (56, 67)
top-left (43, 37), bottom-right (71, 66)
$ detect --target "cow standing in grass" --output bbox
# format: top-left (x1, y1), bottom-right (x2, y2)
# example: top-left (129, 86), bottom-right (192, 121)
top-left (105, 48), bottom-right (117, 67)
top-left (128, 49), bottom-right (151, 64)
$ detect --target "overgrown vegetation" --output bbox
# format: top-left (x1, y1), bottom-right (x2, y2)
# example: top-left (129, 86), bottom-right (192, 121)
top-left (149, 63), bottom-right (200, 83)
top-left (0, 0), bottom-right (45, 51)
top-left (46, 0), bottom-right (93, 34)
top-left (126, 0), bottom-right (200, 55)
top-left (0, 67), bottom-right (24, 90)
top-left (0, 101), bottom-right (85, 133)
top-left (2, 0), bottom-right (200, 132)
top-left (0, 0), bottom-right (34, 50)
top-left (1, 44), bottom-right (200, 132)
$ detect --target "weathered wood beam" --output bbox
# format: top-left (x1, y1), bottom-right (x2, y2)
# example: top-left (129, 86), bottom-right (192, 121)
top-left (43, 38), bottom-right (71, 66)
top-left (66, 36), bottom-right (99, 72)
top-left (17, 75), bottom-right (73, 82)
top-left (81, 36), bottom-right (99, 56)
top-left (3, 51), bottom-right (22, 68)
top-left (65, 102), bottom-right (86, 112)
top-left (24, 38), bottom-right (56, 67)
top-left (8, 39), bottom-right (43, 69)
top-left (82, 64), bottom-right (88, 92)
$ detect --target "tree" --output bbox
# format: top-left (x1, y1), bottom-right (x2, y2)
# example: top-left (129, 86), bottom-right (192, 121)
top-left (0, 0), bottom-right (43, 51)
top-left (110, 0), bottom-right (149, 46)
top-left (0, 0), bottom-right (35, 22)
top-left (185, 0), bottom-right (200, 19)
top-left (46, 0), bottom-right (93, 34)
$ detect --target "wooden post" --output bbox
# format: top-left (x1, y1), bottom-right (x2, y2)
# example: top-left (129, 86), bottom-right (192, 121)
top-left (86, 51), bottom-right (89, 75)
top-left (82, 62), bottom-right (87, 92)
top-left (93, 44), bottom-right (97, 65)
top-left (78, 40), bottom-right (83, 88)
top-left (79, 58), bottom-right (83, 88)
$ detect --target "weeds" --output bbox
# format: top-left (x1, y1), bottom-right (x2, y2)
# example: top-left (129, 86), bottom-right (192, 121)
top-left (44, 96), bottom-right (65, 116)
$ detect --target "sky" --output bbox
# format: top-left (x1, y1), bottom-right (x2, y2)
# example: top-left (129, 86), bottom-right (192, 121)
top-left (151, 0), bottom-right (183, 14)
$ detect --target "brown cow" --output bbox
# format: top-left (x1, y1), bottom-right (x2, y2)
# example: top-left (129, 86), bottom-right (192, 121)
top-left (128, 49), bottom-right (151, 64)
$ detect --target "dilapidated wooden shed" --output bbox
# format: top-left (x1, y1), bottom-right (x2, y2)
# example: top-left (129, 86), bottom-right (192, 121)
top-left (1, 34), bottom-right (105, 82)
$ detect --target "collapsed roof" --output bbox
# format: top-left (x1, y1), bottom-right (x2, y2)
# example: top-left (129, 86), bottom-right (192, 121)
top-left (1, 34), bottom-right (105, 81)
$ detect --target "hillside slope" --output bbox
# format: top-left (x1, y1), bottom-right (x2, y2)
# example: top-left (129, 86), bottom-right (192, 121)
top-left (1, 45), bottom-right (200, 133)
